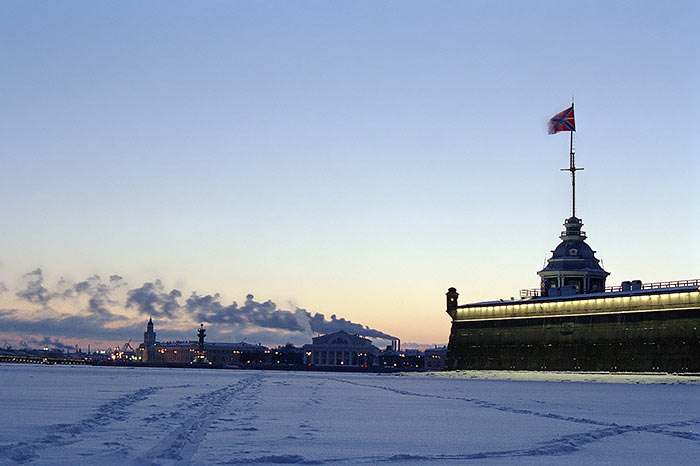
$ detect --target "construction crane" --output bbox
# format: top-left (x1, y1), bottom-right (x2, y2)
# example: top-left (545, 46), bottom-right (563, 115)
top-left (121, 339), bottom-right (134, 353)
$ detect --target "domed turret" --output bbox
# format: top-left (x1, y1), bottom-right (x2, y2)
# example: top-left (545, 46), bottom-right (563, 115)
top-left (538, 217), bottom-right (609, 296)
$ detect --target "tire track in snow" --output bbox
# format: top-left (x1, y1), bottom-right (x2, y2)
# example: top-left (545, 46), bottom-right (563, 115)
top-left (131, 373), bottom-right (263, 466)
top-left (0, 386), bottom-right (162, 464)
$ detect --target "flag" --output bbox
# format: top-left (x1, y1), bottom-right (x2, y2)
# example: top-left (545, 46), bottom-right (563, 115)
top-left (548, 105), bottom-right (576, 134)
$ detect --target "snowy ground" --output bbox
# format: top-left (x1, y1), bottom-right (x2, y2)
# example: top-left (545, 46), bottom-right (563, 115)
top-left (1, 364), bottom-right (699, 465)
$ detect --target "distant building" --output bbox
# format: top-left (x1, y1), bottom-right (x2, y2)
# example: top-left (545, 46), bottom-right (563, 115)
top-left (303, 331), bottom-right (380, 368)
top-left (424, 346), bottom-right (447, 371)
top-left (203, 342), bottom-right (269, 366)
top-left (143, 317), bottom-right (156, 362)
top-left (378, 340), bottom-right (424, 370)
top-left (272, 344), bottom-right (305, 367)
top-left (136, 320), bottom-right (269, 366)
top-left (154, 341), bottom-right (195, 364)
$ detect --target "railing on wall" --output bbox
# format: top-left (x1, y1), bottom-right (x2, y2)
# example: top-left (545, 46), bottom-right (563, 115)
top-left (519, 288), bottom-right (542, 298)
top-left (605, 279), bottom-right (700, 292)
top-left (520, 279), bottom-right (700, 299)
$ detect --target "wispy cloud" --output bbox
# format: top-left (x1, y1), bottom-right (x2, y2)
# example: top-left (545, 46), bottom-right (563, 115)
top-left (19, 335), bottom-right (75, 351)
top-left (126, 280), bottom-right (181, 319)
top-left (1, 269), bottom-right (396, 348)
top-left (187, 293), bottom-right (305, 332)
top-left (305, 311), bottom-right (395, 340)
top-left (16, 268), bottom-right (53, 306)
top-left (0, 310), bottom-right (146, 342)
top-left (68, 274), bottom-right (128, 321)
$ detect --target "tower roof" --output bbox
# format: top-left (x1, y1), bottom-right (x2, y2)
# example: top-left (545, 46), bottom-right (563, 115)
top-left (538, 217), bottom-right (609, 277)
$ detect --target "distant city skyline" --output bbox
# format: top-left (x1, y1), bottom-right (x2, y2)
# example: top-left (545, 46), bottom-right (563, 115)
top-left (1, 1), bottom-right (698, 349)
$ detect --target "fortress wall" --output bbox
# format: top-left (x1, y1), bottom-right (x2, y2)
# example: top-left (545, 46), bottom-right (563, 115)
top-left (446, 307), bottom-right (700, 372)
top-left (451, 291), bottom-right (700, 322)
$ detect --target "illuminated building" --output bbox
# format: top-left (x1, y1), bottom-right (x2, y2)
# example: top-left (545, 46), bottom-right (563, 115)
top-left (136, 320), bottom-right (269, 366)
top-left (445, 216), bottom-right (700, 372)
top-left (446, 117), bottom-right (699, 372)
top-left (378, 340), bottom-right (425, 370)
top-left (303, 331), bottom-right (380, 368)
top-left (424, 346), bottom-right (447, 371)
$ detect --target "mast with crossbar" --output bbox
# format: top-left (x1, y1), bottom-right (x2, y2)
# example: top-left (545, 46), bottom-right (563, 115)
top-left (560, 118), bottom-right (583, 217)
top-left (548, 99), bottom-right (581, 217)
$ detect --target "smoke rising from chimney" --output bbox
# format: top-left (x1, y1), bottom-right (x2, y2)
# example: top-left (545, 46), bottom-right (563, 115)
top-left (3, 269), bottom-right (396, 344)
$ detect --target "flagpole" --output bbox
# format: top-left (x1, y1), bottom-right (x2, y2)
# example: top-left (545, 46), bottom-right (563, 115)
top-left (559, 104), bottom-right (581, 218)
top-left (554, 101), bottom-right (582, 218)
top-left (570, 130), bottom-right (575, 218)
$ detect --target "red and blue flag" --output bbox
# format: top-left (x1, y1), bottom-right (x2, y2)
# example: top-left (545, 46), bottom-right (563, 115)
top-left (548, 105), bottom-right (576, 134)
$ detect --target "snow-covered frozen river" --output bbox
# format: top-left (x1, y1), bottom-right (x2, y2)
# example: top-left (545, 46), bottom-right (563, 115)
top-left (1, 364), bottom-right (699, 465)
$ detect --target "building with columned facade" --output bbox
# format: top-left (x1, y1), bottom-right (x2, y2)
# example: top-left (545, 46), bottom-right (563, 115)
top-left (303, 331), bottom-right (381, 368)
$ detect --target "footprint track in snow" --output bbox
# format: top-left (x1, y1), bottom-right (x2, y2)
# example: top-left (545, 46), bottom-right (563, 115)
top-left (1, 386), bottom-right (163, 464)
top-left (131, 373), bottom-right (264, 466)
top-left (321, 376), bottom-right (700, 461)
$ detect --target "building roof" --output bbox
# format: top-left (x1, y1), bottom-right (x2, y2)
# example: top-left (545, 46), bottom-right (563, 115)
top-left (311, 330), bottom-right (371, 346)
top-left (206, 342), bottom-right (267, 350)
top-left (538, 216), bottom-right (609, 276)
top-left (460, 283), bottom-right (700, 308)
top-left (159, 341), bottom-right (196, 347)
top-left (306, 330), bottom-right (377, 349)
top-left (156, 341), bottom-right (267, 350)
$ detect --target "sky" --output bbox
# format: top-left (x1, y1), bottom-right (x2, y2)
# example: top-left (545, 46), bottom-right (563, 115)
top-left (1, 1), bottom-right (698, 351)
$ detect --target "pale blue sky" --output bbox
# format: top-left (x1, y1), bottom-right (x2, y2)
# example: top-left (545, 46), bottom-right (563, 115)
top-left (1, 1), bottom-right (698, 347)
